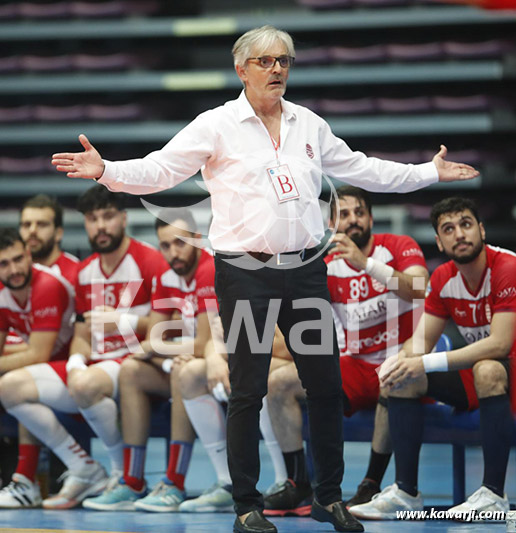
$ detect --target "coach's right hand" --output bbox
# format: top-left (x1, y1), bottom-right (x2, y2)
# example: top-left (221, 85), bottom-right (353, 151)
top-left (51, 134), bottom-right (105, 180)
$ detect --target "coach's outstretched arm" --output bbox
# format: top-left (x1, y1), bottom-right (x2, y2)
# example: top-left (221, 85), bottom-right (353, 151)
top-left (432, 144), bottom-right (478, 182)
top-left (52, 134), bottom-right (104, 180)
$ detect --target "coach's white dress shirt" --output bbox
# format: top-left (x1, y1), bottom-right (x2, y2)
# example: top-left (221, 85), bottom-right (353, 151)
top-left (100, 91), bottom-right (438, 254)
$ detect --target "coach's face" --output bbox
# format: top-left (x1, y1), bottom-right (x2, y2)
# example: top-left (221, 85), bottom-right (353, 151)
top-left (236, 40), bottom-right (290, 104)
top-left (19, 207), bottom-right (62, 261)
top-left (435, 209), bottom-right (485, 264)
top-left (157, 221), bottom-right (199, 277)
top-left (331, 196), bottom-right (373, 250)
top-left (84, 206), bottom-right (126, 254)
top-left (0, 241), bottom-right (32, 291)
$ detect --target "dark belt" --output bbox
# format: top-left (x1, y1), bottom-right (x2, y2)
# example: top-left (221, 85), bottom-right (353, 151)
top-left (217, 247), bottom-right (318, 264)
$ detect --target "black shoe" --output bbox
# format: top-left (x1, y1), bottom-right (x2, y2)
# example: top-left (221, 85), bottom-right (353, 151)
top-left (233, 511), bottom-right (278, 533)
top-left (263, 479), bottom-right (313, 517)
top-left (311, 500), bottom-right (364, 532)
top-left (345, 479), bottom-right (380, 508)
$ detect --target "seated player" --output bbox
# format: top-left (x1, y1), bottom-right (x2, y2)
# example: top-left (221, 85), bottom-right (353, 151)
top-left (350, 197), bottom-right (515, 520)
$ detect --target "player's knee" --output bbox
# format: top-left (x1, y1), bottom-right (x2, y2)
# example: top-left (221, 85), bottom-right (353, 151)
top-left (473, 359), bottom-right (507, 397)
top-left (0, 370), bottom-right (35, 408)
top-left (267, 365), bottom-right (297, 402)
top-left (177, 361), bottom-right (205, 398)
top-left (119, 357), bottom-right (144, 387)
top-left (68, 371), bottom-right (102, 405)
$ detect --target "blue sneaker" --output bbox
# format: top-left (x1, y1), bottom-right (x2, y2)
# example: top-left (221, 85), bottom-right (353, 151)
top-left (179, 482), bottom-right (233, 513)
top-left (134, 480), bottom-right (185, 512)
top-left (82, 478), bottom-right (147, 511)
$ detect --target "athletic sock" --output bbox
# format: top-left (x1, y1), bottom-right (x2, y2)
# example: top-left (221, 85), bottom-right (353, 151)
top-left (8, 403), bottom-right (94, 471)
top-left (123, 445), bottom-right (146, 492)
top-left (79, 398), bottom-right (123, 472)
top-left (166, 441), bottom-right (193, 491)
top-left (388, 397), bottom-right (423, 497)
top-left (16, 444), bottom-right (40, 482)
top-left (479, 394), bottom-right (512, 497)
top-left (283, 449), bottom-right (310, 488)
top-left (365, 449), bottom-right (391, 485)
top-left (259, 397), bottom-right (288, 485)
top-left (183, 395), bottom-right (231, 485)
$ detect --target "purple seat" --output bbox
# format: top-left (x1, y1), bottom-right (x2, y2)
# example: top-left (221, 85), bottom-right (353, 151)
top-left (386, 42), bottom-right (445, 62)
top-left (294, 47), bottom-right (332, 66)
top-left (432, 95), bottom-right (490, 112)
top-left (33, 105), bottom-right (87, 122)
top-left (73, 53), bottom-right (135, 71)
top-left (70, 1), bottom-right (127, 18)
top-left (0, 156), bottom-right (50, 174)
top-left (296, 0), bottom-right (354, 9)
top-left (318, 98), bottom-right (377, 115)
top-left (21, 55), bottom-right (73, 72)
top-left (86, 103), bottom-right (143, 121)
top-left (376, 96), bottom-right (433, 113)
top-left (0, 3), bottom-right (19, 19)
top-left (0, 106), bottom-right (33, 123)
top-left (443, 40), bottom-right (512, 59)
top-left (19, 2), bottom-right (70, 18)
top-left (0, 56), bottom-right (21, 73)
top-left (329, 45), bottom-right (388, 64)
top-left (368, 150), bottom-right (424, 164)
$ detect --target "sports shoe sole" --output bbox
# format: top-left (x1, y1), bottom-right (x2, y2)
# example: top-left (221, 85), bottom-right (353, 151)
top-left (82, 499), bottom-right (137, 511)
top-left (133, 501), bottom-right (181, 512)
top-left (179, 504), bottom-right (233, 513)
top-left (42, 478), bottom-right (108, 510)
top-left (263, 503), bottom-right (312, 517)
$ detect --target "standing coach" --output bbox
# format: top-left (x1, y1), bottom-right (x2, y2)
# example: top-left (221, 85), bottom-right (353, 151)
top-left (52, 25), bottom-right (477, 533)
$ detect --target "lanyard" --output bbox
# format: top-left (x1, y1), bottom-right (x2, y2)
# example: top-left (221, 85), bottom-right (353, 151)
top-left (269, 131), bottom-right (281, 165)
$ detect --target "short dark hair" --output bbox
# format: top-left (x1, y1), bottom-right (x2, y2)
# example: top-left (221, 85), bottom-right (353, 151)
top-left (77, 185), bottom-right (127, 214)
top-left (154, 207), bottom-right (198, 233)
top-left (430, 197), bottom-right (480, 232)
top-left (21, 194), bottom-right (63, 228)
top-left (0, 228), bottom-right (24, 252)
top-left (330, 185), bottom-right (372, 219)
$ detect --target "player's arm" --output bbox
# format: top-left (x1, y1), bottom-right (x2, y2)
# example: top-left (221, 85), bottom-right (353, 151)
top-left (391, 265), bottom-right (429, 302)
top-left (0, 330), bottom-right (59, 375)
top-left (1, 341), bottom-right (29, 355)
top-left (0, 330), bottom-right (7, 355)
top-left (401, 311), bottom-right (447, 358)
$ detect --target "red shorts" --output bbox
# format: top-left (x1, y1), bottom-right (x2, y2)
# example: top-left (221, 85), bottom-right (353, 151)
top-left (47, 357), bottom-right (126, 386)
top-left (339, 357), bottom-right (380, 416)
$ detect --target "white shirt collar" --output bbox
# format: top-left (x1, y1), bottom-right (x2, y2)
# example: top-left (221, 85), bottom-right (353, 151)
top-left (236, 90), bottom-right (297, 122)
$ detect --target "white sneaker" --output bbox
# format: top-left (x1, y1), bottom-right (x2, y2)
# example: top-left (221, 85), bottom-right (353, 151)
top-left (179, 482), bottom-right (233, 513)
top-left (349, 484), bottom-right (423, 520)
top-left (447, 486), bottom-right (509, 521)
top-left (0, 474), bottom-right (42, 508)
top-left (43, 461), bottom-right (108, 509)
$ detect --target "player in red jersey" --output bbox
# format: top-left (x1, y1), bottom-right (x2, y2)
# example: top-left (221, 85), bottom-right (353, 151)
top-left (0, 186), bottom-right (162, 510)
top-left (83, 208), bottom-right (221, 512)
top-left (351, 197), bottom-right (515, 520)
top-left (2, 195), bottom-right (79, 355)
top-left (0, 228), bottom-right (75, 507)
top-left (265, 186), bottom-right (428, 516)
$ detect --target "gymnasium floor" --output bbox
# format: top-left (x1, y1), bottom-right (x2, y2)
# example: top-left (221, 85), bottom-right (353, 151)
top-left (1, 439), bottom-right (514, 532)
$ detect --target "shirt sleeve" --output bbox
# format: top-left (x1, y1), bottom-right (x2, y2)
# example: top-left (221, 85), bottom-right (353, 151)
top-left (318, 118), bottom-right (438, 193)
top-left (391, 235), bottom-right (427, 272)
top-left (424, 270), bottom-right (450, 319)
top-left (99, 111), bottom-right (217, 195)
top-left (491, 258), bottom-right (516, 314)
top-left (31, 279), bottom-right (69, 331)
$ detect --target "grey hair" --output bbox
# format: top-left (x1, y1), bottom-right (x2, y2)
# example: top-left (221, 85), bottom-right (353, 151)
top-left (232, 25), bottom-right (295, 68)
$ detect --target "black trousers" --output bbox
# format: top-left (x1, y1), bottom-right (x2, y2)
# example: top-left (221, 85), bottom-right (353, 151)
top-left (214, 253), bottom-right (344, 515)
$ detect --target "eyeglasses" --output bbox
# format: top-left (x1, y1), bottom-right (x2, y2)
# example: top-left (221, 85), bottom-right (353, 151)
top-left (247, 55), bottom-right (295, 69)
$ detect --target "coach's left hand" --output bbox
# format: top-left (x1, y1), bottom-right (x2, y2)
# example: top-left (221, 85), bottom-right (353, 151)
top-left (433, 144), bottom-right (479, 182)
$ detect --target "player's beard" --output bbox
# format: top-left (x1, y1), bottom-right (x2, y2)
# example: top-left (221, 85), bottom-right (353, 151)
top-left (348, 226), bottom-right (371, 250)
top-left (28, 236), bottom-right (55, 261)
top-left (170, 248), bottom-right (197, 276)
top-left (90, 229), bottom-right (125, 254)
top-left (447, 238), bottom-right (484, 265)
top-left (2, 267), bottom-right (32, 290)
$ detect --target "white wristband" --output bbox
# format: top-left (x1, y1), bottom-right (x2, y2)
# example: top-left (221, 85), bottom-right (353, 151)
top-left (161, 358), bottom-right (173, 374)
top-left (212, 382), bottom-right (229, 403)
top-left (66, 353), bottom-right (87, 373)
top-left (422, 351), bottom-right (448, 373)
top-left (365, 257), bottom-right (394, 287)
top-left (118, 313), bottom-right (139, 336)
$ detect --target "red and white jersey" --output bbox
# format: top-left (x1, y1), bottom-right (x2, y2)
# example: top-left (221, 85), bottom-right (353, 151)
top-left (327, 233), bottom-right (426, 365)
top-left (0, 264), bottom-right (74, 359)
top-left (152, 249), bottom-right (216, 338)
top-left (50, 251), bottom-right (80, 287)
top-left (75, 238), bottom-right (164, 360)
top-left (425, 245), bottom-right (516, 357)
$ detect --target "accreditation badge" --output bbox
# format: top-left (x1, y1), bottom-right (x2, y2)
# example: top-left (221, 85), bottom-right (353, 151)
top-left (267, 164), bottom-right (300, 203)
